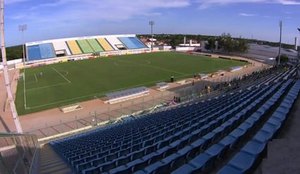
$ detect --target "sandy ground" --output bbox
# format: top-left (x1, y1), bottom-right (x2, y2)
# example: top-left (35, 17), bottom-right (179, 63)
top-left (0, 55), bottom-right (267, 140)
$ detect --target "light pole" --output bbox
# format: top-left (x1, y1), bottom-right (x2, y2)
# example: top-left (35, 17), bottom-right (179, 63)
top-left (149, 21), bottom-right (154, 51)
top-left (298, 28), bottom-right (300, 61)
top-left (19, 24), bottom-right (27, 65)
top-left (277, 20), bottom-right (282, 66)
top-left (297, 28), bottom-right (300, 78)
top-left (0, 0), bottom-right (23, 133)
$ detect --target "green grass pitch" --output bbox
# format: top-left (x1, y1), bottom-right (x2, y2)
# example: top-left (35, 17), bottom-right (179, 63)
top-left (15, 52), bottom-right (247, 115)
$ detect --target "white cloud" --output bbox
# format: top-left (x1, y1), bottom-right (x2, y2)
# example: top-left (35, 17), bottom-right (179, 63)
top-left (239, 13), bottom-right (257, 17)
top-left (276, 0), bottom-right (300, 5)
top-left (8, 14), bottom-right (26, 20)
top-left (196, 0), bottom-right (300, 9)
top-left (5, 0), bottom-right (28, 5)
top-left (263, 15), bottom-right (271, 18)
top-left (17, 0), bottom-right (190, 22)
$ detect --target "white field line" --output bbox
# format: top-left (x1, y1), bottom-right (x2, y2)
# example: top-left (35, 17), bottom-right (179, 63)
top-left (116, 59), bottom-right (188, 76)
top-left (24, 78), bottom-right (175, 110)
top-left (23, 69), bottom-right (27, 109)
top-left (25, 81), bottom-right (38, 85)
top-left (52, 67), bottom-right (71, 83)
top-left (26, 82), bottom-right (70, 92)
top-left (24, 67), bottom-right (71, 109)
top-left (25, 60), bottom-right (194, 110)
top-left (34, 74), bottom-right (38, 82)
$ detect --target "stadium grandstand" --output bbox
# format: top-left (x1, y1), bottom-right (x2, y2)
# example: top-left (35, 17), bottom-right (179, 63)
top-left (25, 34), bottom-right (149, 62)
top-left (2, 1), bottom-right (300, 174)
top-left (1, 62), bottom-right (300, 173)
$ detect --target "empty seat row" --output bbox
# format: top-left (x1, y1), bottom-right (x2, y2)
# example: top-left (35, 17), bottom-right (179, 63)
top-left (171, 80), bottom-right (293, 174)
top-left (81, 82), bottom-right (284, 173)
top-left (218, 80), bottom-right (300, 174)
top-left (49, 68), bottom-right (298, 174)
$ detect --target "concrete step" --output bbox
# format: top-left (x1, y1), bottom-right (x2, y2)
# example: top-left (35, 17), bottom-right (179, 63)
top-left (39, 144), bottom-right (72, 174)
top-left (266, 139), bottom-right (288, 160)
top-left (40, 164), bottom-right (72, 174)
top-left (262, 138), bottom-right (300, 174)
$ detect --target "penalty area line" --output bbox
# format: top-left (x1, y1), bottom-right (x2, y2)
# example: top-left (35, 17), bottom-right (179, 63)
top-left (23, 78), bottom-right (172, 110)
top-left (22, 68), bottom-right (29, 110)
top-left (52, 67), bottom-right (71, 83)
top-left (26, 82), bottom-right (70, 91)
top-left (34, 74), bottom-right (38, 82)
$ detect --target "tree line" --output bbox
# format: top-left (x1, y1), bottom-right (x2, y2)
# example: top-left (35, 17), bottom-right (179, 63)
top-left (138, 33), bottom-right (294, 52)
top-left (0, 45), bottom-right (23, 61)
top-left (205, 33), bottom-right (248, 53)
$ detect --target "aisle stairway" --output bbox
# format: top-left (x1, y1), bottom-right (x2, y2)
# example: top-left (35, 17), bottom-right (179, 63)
top-left (39, 144), bottom-right (72, 174)
top-left (261, 139), bottom-right (300, 174)
top-left (260, 93), bottom-right (300, 174)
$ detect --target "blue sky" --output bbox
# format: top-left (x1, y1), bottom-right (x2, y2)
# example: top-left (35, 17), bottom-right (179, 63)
top-left (5, 0), bottom-right (300, 46)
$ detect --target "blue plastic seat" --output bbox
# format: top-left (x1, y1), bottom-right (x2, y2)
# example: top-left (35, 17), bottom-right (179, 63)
top-left (143, 161), bottom-right (164, 173)
top-left (133, 150), bottom-right (145, 160)
top-left (132, 159), bottom-right (149, 172)
top-left (241, 140), bottom-right (266, 156)
top-left (171, 154), bottom-right (186, 169)
top-left (101, 162), bottom-right (116, 172)
top-left (190, 138), bottom-right (206, 150)
top-left (261, 123), bottom-right (279, 137)
top-left (203, 132), bottom-right (216, 144)
top-left (92, 157), bottom-right (105, 166)
top-left (272, 111), bottom-right (286, 122)
top-left (229, 128), bottom-right (246, 140)
top-left (77, 162), bottom-right (92, 173)
top-left (228, 151), bottom-right (256, 173)
top-left (253, 130), bottom-right (273, 143)
top-left (218, 165), bottom-right (243, 174)
top-left (267, 117), bottom-right (282, 126)
top-left (171, 164), bottom-right (195, 174)
top-left (206, 143), bottom-right (227, 158)
top-left (83, 166), bottom-right (100, 174)
top-left (109, 165), bottom-right (129, 174)
top-left (276, 106), bottom-right (289, 115)
top-left (189, 153), bottom-right (213, 173)
top-left (219, 135), bottom-right (236, 148)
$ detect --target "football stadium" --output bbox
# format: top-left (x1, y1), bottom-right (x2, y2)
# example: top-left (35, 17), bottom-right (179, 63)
top-left (1, 1), bottom-right (300, 174)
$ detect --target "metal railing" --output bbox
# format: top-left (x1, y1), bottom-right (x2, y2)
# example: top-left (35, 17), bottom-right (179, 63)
top-left (0, 132), bottom-right (39, 174)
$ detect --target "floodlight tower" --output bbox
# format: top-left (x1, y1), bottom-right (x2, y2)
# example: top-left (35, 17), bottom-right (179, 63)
top-left (277, 20), bottom-right (283, 65)
top-left (298, 28), bottom-right (300, 60)
top-left (297, 28), bottom-right (300, 78)
top-left (19, 24), bottom-right (27, 65)
top-left (149, 21), bottom-right (155, 51)
top-left (0, 0), bottom-right (23, 133)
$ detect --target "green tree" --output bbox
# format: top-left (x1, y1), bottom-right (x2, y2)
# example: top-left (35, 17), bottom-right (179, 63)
top-left (276, 54), bottom-right (289, 64)
top-left (218, 33), bottom-right (248, 53)
top-left (205, 38), bottom-right (216, 52)
top-left (219, 33), bottom-right (234, 53)
top-left (169, 38), bottom-right (182, 48)
top-left (0, 45), bottom-right (23, 61)
top-left (236, 38), bottom-right (248, 53)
